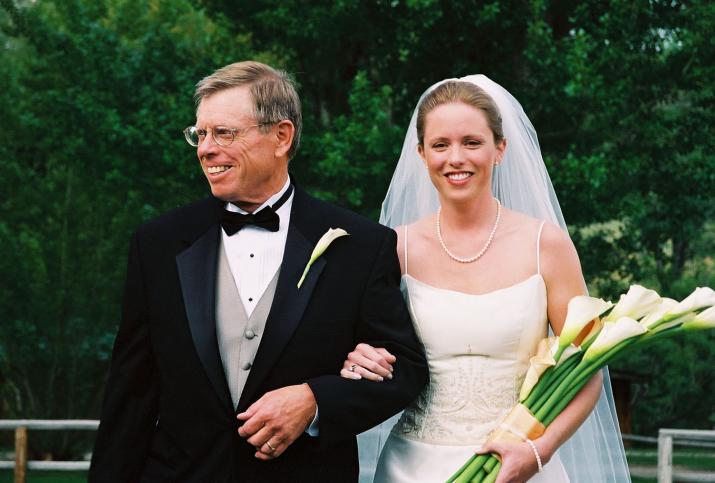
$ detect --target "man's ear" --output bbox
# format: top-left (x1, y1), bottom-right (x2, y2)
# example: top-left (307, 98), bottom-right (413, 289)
top-left (274, 120), bottom-right (295, 158)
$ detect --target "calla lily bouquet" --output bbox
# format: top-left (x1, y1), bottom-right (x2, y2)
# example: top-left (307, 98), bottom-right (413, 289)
top-left (447, 285), bottom-right (715, 483)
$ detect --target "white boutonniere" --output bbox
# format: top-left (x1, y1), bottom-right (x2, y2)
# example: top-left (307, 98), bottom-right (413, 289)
top-left (297, 228), bottom-right (349, 288)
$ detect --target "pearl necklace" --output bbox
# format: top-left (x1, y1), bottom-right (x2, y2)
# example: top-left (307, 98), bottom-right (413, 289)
top-left (436, 197), bottom-right (501, 263)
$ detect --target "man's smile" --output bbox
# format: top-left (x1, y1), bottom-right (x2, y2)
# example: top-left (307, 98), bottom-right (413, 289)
top-left (207, 165), bottom-right (234, 175)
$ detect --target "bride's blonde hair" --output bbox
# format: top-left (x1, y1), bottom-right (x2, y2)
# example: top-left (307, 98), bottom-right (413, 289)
top-left (416, 81), bottom-right (504, 145)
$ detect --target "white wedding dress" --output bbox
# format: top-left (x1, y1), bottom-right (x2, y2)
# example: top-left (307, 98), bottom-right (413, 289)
top-left (372, 223), bottom-right (569, 482)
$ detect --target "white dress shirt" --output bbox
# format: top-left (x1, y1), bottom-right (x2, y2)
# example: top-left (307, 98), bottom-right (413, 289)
top-left (221, 179), bottom-right (320, 435)
top-left (222, 178), bottom-right (293, 317)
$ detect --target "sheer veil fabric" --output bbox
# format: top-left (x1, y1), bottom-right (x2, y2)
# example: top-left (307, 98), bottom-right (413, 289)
top-left (357, 75), bottom-right (631, 482)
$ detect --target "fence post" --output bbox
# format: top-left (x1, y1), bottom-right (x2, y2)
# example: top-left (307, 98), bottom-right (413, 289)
top-left (657, 429), bottom-right (673, 483)
top-left (14, 426), bottom-right (27, 483)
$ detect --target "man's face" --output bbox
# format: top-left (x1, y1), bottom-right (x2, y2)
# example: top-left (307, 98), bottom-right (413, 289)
top-left (195, 86), bottom-right (288, 211)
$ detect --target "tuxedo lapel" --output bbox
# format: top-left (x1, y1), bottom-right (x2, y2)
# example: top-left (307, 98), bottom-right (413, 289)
top-left (237, 189), bottom-right (326, 410)
top-left (176, 211), bottom-right (233, 414)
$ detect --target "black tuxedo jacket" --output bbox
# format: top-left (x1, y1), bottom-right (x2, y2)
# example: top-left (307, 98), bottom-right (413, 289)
top-left (89, 185), bottom-right (428, 482)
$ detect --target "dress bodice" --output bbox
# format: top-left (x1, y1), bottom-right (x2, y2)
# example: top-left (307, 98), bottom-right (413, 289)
top-left (391, 273), bottom-right (548, 445)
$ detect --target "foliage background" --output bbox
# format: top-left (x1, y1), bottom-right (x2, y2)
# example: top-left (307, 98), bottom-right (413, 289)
top-left (0, 0), bottom-right (713, 458)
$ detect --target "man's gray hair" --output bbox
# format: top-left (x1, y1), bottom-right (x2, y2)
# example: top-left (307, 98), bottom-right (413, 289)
top-left (195, 61), bottom-right (302, 160)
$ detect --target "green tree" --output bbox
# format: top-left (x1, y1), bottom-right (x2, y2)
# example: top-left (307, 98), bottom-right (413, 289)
top-left (0, 0), bottom-right (261, 456)
top-left (519, 0), bottom-right (715, 434)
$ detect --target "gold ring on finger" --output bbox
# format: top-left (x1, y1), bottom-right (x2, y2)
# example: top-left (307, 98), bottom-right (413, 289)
top-left (266, 440), bottom-right (276, 452)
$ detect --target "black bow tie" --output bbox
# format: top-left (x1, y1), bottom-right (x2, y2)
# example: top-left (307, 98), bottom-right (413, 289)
top-left (220, 184), bottom-right (293, 236)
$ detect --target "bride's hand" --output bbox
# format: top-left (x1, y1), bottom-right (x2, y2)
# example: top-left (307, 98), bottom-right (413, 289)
top-left (339, 343), bottom-right (396, 382)
top-left (477, 439), bottom-right (547, 483)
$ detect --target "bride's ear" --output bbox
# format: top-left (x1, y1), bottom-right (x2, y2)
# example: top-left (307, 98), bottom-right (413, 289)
top-left (417, 144), bottom-right (427, 167)
top-left (495, 138), bottom-right (507, 166)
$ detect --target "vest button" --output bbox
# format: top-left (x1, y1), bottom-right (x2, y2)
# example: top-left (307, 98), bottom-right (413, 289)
top-left (245, 329), bottom-right (256, 339)
top-left (242, 361), bottom-right (252, 371)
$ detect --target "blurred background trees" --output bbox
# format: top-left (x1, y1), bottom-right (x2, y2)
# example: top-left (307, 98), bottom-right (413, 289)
top-left (0, 0), bottom-right (713, 457)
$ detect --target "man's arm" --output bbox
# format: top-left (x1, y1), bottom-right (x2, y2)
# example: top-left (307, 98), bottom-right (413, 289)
top-left (305, 228), bottom-right (428, 447)
top-left (89, 232), bottom-right (159, 482)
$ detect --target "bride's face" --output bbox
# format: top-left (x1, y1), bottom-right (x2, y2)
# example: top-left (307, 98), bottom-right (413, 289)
top-left (418, 102), bottom-right (505, 204)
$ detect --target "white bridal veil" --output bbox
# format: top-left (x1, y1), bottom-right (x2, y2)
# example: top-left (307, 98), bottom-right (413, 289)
top-left (357, 75), bottom-right (631, 482)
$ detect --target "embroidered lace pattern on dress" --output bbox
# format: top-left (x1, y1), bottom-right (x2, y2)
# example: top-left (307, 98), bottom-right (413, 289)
top-left (392, 355), bottom-right (522, 445)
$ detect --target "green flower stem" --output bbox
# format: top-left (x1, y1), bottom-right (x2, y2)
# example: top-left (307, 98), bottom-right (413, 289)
top-left (446, 454), bottom-right (476, 482)
top-left (449, 454), bottom-right (489, 483)
top-left (296, 263), bottom-right (311, 288)
top-left (527, 354), bottom-right (580, 411)
top-left (542, 338), bottom-right (641, 425)
top-left (535, 333), bottom-right (643, 421)
top-left (543, 330), bottom-right (678, 426)
top-left (543, 365), bottom-right (599, 425)
top-left (553, 346), bottom-right (566, 364)
top-left (452, 454), bottom-right (499, 482)
top-left (483, 456), bottom-right (499, 472)
top-left (522, 365), bottom-right (556, 407)
top-left (533, 358), bottom-right (591, 421)
top-left (482, 462), bottom-right (502, 483)
top-left (523, 355), bottom-right (575, 407)
top-left (635, 326), bottom-right (685, 346)
top-left (468, 468), bottom-right (486, 483)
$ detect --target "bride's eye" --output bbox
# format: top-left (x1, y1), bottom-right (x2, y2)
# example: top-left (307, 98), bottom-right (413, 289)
top-left (465, 139), bottom-right (482, 148)
top-left (432, 142), bottom-right (448, 150)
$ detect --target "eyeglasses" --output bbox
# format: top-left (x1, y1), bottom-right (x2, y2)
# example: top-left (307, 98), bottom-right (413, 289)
top-left (183, 123), bottom-right (271, 147)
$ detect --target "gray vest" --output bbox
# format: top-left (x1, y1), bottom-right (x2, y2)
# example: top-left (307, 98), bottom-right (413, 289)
top-left (215, 242), bottom-right (280, 408)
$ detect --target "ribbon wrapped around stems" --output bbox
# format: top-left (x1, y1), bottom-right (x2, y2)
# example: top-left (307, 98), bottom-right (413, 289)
top-left (487, 403), bottom-right (545, 451)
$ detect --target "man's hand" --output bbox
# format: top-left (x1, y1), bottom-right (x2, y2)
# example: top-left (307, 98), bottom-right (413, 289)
top-left (237, 383), bottom-right (317, 460)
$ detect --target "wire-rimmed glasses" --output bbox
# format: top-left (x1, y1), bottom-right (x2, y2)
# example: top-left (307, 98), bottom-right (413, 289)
top-left (183, 123), bottom-right (271, 147)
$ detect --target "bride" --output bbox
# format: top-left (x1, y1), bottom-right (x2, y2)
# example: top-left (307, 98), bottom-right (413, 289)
top-left (341, 76), bottom-right (631, 482)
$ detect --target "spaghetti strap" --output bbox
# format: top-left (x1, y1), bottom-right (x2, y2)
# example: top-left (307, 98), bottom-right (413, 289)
top-left (403, 225), bottom-right (409, 275)
top-left (536, 221), bottom-right (545, 275)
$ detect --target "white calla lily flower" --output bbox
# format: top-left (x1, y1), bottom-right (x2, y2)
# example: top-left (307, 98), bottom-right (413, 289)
top-left (581, 317), bottom-right (604, 349)
top-left (640, 298), bottom-right (678, 330)
top-left (683, 306), bottom-right (715, 330)
top-left (297, 228), bottom-right (349, 288)
top-left (583, 317), bottom-right (647, 362)
top-left (557, 343), bottom-right (581, 365)
top-left (650, 312), bottom-right (696, 333)
top-left (559, 296), bottom-right (613, 350)
top-left (604, 285), bottom-right (661, 322)
top-left (667, 287), bottom-right (715, 317)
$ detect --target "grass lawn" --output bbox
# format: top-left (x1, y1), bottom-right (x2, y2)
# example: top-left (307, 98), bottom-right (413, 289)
top-left (0, 471), bottom-right (87, 483)
top-left (0, 451), bottom-right (711, 483)
top-left (627, 447), bottom-right (715, 471)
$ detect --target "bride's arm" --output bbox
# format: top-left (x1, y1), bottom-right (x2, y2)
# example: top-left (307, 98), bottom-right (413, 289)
top-left (481, 223), bottom-right (602, 483)
top-left (532, 222), bottom-right (603, 464)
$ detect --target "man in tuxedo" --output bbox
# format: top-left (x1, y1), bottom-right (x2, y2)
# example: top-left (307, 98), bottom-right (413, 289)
top-left (89, 61), bottom-right (427, 482)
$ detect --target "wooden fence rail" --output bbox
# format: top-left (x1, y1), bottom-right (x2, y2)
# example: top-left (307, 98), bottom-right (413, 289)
top-left (0, 419), bottom-right (99, 483)
top-left (658, 428), bottom-right (715, 483)
top-left (2, 421), bottom-right (714, 482)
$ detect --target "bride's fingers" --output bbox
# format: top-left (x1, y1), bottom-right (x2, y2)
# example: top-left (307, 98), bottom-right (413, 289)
top-left (340, 365), bottom-right (362, 380)
top-left (342, 360), bottom-right (385, 382)
top-left (476, 440), bottom-right (503, 456)
top-left (353, 344), bottom-right (394, 374)
top-left (375, 347), bottom-right (397, 364)
top-left (348, 351), bottom-right (393, 379)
